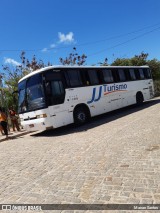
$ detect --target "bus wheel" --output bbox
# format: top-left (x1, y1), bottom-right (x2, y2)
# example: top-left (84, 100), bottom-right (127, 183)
top-left (136, 92), bottom-right (144, 105)
top-left (74, 106), bottom-right (89, 125)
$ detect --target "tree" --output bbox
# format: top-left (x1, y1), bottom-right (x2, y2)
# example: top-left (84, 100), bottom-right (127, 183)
top-left (98, 58), bottom-right (108, 66)
top-left (147, 59), bottom-right (160, 80)
top-left (111, 52), bottom-right (148, 66)
top-left (111, 52), bottom-right (160, 96)
top-left (111, 52), bottom-right (160, 80)
top-left (1, 51), bottom-right (50, 109)
top-left (59, 47), bottom-right (87, 66)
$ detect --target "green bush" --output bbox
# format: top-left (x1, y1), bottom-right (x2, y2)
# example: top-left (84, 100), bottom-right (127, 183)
top-left (154, 80), bottom-right (160, 97)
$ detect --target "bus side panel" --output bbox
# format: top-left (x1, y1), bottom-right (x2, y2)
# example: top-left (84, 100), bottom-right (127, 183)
top-left (65, 87), bottom-right (98, 117)
top-left (47, 79), bottom-right (154, 128)
top-left (48, 104), bottom-right (73, 128)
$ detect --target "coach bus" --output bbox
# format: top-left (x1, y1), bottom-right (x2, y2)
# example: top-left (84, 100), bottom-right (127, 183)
top-left (18, 65), bottom-right (154, 131)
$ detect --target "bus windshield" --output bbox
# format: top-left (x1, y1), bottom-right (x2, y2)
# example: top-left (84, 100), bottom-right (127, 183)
top-left (18, 73), bottom-right (46, 113)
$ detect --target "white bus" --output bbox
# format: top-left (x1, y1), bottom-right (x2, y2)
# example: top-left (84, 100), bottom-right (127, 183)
top-left (18, 65), bottom-right (154, 131)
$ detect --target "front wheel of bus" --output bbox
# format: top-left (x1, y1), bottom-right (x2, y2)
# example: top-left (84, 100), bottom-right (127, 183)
top-left (74, 107), bottom-right (89, 125)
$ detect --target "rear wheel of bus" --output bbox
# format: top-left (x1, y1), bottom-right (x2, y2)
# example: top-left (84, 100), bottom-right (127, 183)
top-left (136, 92), bottom-right (144, 105)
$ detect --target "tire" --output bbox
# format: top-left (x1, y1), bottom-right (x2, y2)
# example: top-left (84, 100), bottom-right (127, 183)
top-left (74, 106), bottom-right (89, 125)
top-left (136, 92), bottom-right (144, 105)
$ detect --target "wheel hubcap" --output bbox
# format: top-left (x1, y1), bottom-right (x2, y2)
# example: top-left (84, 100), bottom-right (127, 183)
top-left (78, 112), bottom-right (86, 122)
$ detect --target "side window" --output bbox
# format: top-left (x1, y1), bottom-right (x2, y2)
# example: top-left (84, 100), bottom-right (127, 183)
top-left (139, 69), bottom-right (145, 80)
top-left (87, 69), bottom-right (99, 85)
top-left (118, 69), bottom-right (126, 82)
top-left (51, 81), bottom-right (64, 97)
top-left (129, 69), bottom-right (136, 80)
top-left (135, 69), bottom-right (140, 80)
top-left (65, 69), bottom-right (82, 87)
top-left (102, 69), bottom-right (114, 83)
top-left (143, 68), bottom-right (151, 79)
top-left (46, 80), bottom-right (65, 105)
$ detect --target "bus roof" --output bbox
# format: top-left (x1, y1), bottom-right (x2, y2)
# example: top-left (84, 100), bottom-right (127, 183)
top-left (18, 65), bottom-right (149, 83)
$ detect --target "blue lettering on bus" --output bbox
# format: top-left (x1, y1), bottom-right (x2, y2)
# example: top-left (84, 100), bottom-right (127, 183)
top-left (87, 87), bottom-right (96, 104)
top-left (94, 86), bottom-right (102, 102)
top-left (87, 84), bottom-right (128, 104)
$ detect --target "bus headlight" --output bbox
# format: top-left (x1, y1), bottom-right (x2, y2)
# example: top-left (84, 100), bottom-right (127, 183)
top-left (36, 114), bottom-right (47, 119)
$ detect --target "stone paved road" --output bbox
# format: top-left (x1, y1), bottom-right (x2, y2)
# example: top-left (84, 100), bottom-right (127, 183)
top-left (0, 98), bottom-right (160, 212)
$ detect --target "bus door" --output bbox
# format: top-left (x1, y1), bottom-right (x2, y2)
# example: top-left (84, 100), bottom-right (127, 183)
top-left (44, 70), bottom-right (72, 128)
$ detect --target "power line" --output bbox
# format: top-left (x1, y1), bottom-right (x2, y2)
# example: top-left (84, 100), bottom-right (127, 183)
top-left (87, 26), bottom-right (160, 57)
top-left (67, 22), bottom-right (160, 48)
top-left (0, 23), bottom-right (160, 53)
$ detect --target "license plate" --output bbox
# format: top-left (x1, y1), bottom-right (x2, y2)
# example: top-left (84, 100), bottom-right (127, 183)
top-left (29, 124), bottom-right (34, 128)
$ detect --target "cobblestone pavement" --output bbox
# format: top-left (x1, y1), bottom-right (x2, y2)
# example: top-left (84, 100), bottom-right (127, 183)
top-left (0, 98), bottom-right (160, 212)
top-left (0, 130), bottom-right (29, 143)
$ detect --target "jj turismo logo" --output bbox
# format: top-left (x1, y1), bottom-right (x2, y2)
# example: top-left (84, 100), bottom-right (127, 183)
top-left (87, 84), bottom-right (127, 104)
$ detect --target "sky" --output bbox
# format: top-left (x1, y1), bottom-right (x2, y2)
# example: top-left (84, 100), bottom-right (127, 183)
top-left (0, 0), bottom-right (160, 69)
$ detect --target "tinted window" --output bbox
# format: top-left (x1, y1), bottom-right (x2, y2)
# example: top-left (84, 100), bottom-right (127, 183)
top-left (51, 81), bottom-right (64, 96)
top-left (143, 68), bottom-right (151, 79)
top-left (45, 70), bottom-right (62, 81)
top-left (102, 69), bottom-right (114, 83)
top-left (118, 69), bottom-right (126, 82)
top-left (18, 80), bottom-right (27, 113)
top-left (88, 69), bottom-right (99, 85)
top-left (26, 74), bottom-right (45, 111)
top-left (66, 70), bottom-right (83, 87)
top-left (46, 80), bottom-right (65, 105)
top-left (139, 69), bottom-right (145, 79)
top-left (129, 69), bottom-right (136, 80)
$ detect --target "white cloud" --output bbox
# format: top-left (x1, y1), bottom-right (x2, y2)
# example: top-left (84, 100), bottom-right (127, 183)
top-left (4, 58), bottom-right (21, 66)
top-left (42, 32), bottom-right (74, 53)
top-left (42, 44), bottom-right (56, 52)
top-left (58, 32), bottom-right (74, 43)
top-left (41, 48), bottom-right (48, 52)
top-left (50, 43), bottom-right (56, 48)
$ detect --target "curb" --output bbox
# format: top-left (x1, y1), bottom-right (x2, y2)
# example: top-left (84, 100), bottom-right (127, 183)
top-left (0, 131), bottom-right (30, 143)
